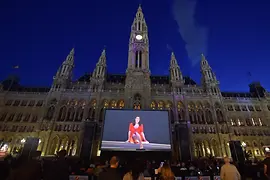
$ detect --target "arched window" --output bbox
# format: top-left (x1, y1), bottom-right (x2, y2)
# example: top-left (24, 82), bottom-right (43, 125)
top-left (75, 107), bottom-right (84, 121)
top-left (197, 110), bottom-right (205, 124)
top-left (133, 94), bottom-right (141, 110)
top-left (58, 106), bottom-right (67, 121)
top-left (150, 101), bottom-right (156, 109)
top-left (177, 101), bottom-right (185, 121)
top-left (135, 51), bottom-right (142, 68)
top-left (66, 108), bottom-right (75, 121)
top-left (135, 51), bottom-right (139, 68)
top-left (88, 108), bottom-right (95, 120)
top-left (110, 100), bottom-right (117, 108)
top-left (216, 110), bottom-right (224, 123)
top-left (118, 100), bottom-right (124, 109)
top-left (46, 106), bottom-right (55, 120)
top-left (139, 51), bottom-right (142, 68)
top-left (205, 110), bottom-right (213, 124)
top-left (158, 101), bottom-right (164, 110)
top-left (189, 110), bottom-right (196, 124)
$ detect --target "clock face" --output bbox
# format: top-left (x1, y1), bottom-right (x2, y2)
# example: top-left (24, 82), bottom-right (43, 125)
top-left (135, 34), bottom-right (143, 40)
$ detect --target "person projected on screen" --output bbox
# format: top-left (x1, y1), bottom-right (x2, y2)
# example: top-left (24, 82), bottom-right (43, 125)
top-left (126, 116), bottom-right (149, 149)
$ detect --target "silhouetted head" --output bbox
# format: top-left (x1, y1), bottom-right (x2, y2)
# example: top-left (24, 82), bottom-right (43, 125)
top-left (128, 160), bottom-right (144, 180)
top-left (110, 156), bottom-right (119, 168)
top-left (160, 163), bottom-right (174, 179)
top-left (223, 157), bottom-right (231, 164)
top-left (57, 150), bottom-right (67, 158)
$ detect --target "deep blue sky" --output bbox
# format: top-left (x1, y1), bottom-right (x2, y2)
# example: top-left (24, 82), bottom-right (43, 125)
top-left (1, 0), bottom-right (270, 92)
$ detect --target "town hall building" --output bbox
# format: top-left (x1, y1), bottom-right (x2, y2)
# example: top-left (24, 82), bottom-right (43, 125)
top-left (0, 5), bottom-right (270, 160)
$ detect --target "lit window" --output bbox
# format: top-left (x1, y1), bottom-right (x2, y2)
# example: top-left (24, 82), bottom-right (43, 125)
top-left (237, 119), bottom-right (241, 126)
top-left (251, 118), bottom-right (255, 126)
top-left (258, 118), bottom-right (262, 126)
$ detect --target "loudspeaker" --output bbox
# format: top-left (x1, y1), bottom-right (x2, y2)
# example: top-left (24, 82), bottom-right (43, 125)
top-left (80, 121), bottom-right (97, 161)
top-left (175, 123), bottom-right (191, 161)
top-left (21, 137), bottom-right (39, 158)
top-left (229, 141), bottom-right (245, 163)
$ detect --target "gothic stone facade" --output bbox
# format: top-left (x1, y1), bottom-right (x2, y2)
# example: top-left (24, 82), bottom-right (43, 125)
top-left (1, 6), bottom-right (270, 160)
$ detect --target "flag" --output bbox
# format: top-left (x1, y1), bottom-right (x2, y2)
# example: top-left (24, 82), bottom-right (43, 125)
top-left (13, 65), bottom-right (19, 69)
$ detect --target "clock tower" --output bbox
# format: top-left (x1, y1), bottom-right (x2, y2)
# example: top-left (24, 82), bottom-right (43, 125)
top-left (126, 5), bottom-right (149, 72)
top-left (125, 5), bottom-right (151, 109)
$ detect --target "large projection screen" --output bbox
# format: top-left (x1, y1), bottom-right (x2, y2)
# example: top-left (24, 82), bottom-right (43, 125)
top-left (101, 109), bottom-right (171, 151)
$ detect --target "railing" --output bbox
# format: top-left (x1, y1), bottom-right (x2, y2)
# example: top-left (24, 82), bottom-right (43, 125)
top-left (223, 96), bottom-right (260, 101)
top-left (151, 91), bottom-right (209, 97)
top-left (1, 91), bottom-right (49, 95)
top-left (4, 87), bottom-right (264, 101)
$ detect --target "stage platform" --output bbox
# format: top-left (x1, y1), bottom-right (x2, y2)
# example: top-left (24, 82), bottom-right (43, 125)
top-left (101, 141), bottom-right (171, 151)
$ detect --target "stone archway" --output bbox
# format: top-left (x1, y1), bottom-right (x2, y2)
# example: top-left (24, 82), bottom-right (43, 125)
top-left (133, 94), bottom-right (142, 109)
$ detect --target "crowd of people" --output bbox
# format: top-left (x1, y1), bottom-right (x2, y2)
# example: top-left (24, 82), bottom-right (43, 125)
top-left (0, 149), bottom-right (270, 180)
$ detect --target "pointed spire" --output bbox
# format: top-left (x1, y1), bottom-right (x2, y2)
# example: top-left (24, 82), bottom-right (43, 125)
top-left (171, 52), bottom-right (175, 58)
top-left (201, 53), bottom-right (206, 61)
top-left (101, 48), bottom-right (106, 56)
top-left (170, 51), bottom-right (178, 66)
top-left (200, 53), bottom-right (209, 68)
top-left (135, 4), bottom-right (144, 18)
top-left (138, 4), bottom-right (142, 11)
top-left (65, 48), bottom-right (75, 63)
top-left (97, 48), bottom-right (106, 65)
top-left (70, 48), bottom-right (75, 55)
top-left (169, 51), bottom-right (183, 83)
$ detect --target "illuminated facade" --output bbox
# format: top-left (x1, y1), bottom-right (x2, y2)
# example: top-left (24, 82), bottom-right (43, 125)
top-left (0, 5), bottom-right (270, 159)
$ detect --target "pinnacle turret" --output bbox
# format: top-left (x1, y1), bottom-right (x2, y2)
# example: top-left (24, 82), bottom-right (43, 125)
top-left (97, 48), bottom-right (106, 65)
top-left (92, 49), bottom-right (107, 79)
top-left (52, 48), bottom-right (75, 90)
top-left (170, 52), bottom-right (178, 66)
top-left (169, 52), bottom-right (183, 84)
top-left (200, 54), bottom-right (220, 94)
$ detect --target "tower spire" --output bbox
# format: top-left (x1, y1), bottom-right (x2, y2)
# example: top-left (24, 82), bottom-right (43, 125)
top-left (70, 47), bottom-right (74, 55)
top-left (101, 48), bottom-right (106, 57)
top-left (92, 49), bottom-right (107, 79)
top-left (134, 4), bottom-right (145, 23)
top-left (200, 55), bottom-right (220, 94)
top-left (170, 52), bottom-right (177, 66)
top-left (52, 48), bottom-right (75, 90)
top-left (138, 4), bottom-right (142, 10)
top-left (169, 52), bottom-right (183, 85)
top-left (127, 6), bottom-right (149, 71)
top-left (64, 48), bottom-right (75, 63)
top-left (125, 6), bottom-right (151, 107)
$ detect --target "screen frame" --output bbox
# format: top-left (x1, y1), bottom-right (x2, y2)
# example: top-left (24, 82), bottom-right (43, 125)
top-left (100, 108), bottom-right (172, 152)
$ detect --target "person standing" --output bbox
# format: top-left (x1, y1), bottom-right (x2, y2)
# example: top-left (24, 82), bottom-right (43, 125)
top-left (263, 152), bottom-right (270, 180)
top-left (98, 156), bottom-right (122, 180)
top-left (220, 157), bottom-right (241, 180)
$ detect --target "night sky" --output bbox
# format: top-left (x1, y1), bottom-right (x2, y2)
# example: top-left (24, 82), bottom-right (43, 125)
top-left (1, 0), bottom-right (270, 92)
